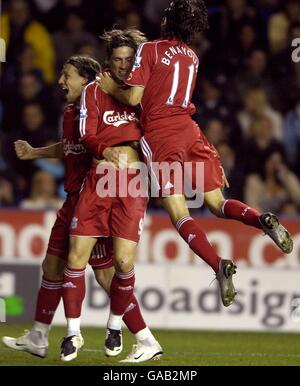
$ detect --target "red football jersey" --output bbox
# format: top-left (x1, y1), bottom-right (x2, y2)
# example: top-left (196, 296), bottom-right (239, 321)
top-left (126, 39), bottom-right (198, 132)
top-left (62, 105), bottom-right (92, 193)
top-left (79, 81), bottom-right (142, 158)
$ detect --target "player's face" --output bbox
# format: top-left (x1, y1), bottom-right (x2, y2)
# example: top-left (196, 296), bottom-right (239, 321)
top-left (109, 46), bottom-right (135, 83)
top-left (58, 64), bottom-right (87, 103)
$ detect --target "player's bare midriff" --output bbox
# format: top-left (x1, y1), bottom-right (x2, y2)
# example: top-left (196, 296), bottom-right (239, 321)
top-left (93, 141), bottom-right (140, 169)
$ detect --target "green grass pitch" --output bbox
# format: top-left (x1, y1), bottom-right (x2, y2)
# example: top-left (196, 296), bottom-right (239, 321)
top-left (0, 324), bottom-right (300, 366)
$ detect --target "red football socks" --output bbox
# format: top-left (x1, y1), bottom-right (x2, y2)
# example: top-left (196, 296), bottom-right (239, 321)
top-left (123, 294), bottom-right (147, 334)
top-left (222, 199), bottom-right (262, 229)
top-left (62, 267), bottom-right (85, 318)
top-left (35, 277), bottom-right (63, 324)
top-left (110, 269), bottom-right (135, 315)
top-left (176, 216), bottom-right (220, 273)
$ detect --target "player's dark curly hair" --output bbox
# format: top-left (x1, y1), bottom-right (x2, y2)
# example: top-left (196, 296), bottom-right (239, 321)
top-left (65, 55), bottom-right (101, 82)
top-left (162, 0), bottom-right (209, 44)
top-left (101, 28), bottom-right (147, 59)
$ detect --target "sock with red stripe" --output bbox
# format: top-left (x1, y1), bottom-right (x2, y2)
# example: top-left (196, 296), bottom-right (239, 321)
top-left (222, 199), bottom-right (262, 229)
top-left (62, 266), bottom-right (86, 337)
top-left (123, 294), bottom-right (147, 334)
top-left (34, 276), bottom-right (63, 325)
top-left (176, 216), bottom-right (220, 273)
top-left (62, 266), bottom-right (85, 317)
top-left (108, 269), bottom-right (135, 330)
top-left (123, 296), bottom-right (157, 346)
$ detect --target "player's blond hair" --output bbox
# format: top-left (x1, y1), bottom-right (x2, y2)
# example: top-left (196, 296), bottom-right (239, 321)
top-left (101, 28), bottom-right (147, 58)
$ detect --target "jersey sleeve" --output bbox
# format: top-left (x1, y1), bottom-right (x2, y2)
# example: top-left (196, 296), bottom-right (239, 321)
top-left (126, 42), bottom-right (156, 88)
top-left (79, 83), bottom-right (108, 158)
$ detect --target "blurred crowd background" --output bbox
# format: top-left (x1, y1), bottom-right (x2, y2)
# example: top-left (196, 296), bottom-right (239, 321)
top-left (0, 0), bottom-right (300, 216)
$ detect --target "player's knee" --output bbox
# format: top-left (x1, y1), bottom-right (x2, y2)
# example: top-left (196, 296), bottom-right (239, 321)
top-left (168, 206), bottom-right (190, 225)
top-left (114, 256), bottom-right (134, 273)
top-left (67, 248), bottom-right (87, 269)
top-left (206, 199), bottom-right (225, 217)
top-left (68, 254), bottom-right (86, 269)
top-left (162, 196), bottom-right (190, 224)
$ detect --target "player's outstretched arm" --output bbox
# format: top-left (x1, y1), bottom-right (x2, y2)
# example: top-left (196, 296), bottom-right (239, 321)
top-left (97, 73), bottom-right (144, 106)
top-left (14, 140), bottom-right (63, 160)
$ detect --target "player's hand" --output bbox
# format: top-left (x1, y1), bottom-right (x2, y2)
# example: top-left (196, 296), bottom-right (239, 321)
top-left (14, 140), bottom-right (36, 160)
top-left (96, 72), bottom-right (117, 95)
top-left (103, 147), bottom-right (127, 168)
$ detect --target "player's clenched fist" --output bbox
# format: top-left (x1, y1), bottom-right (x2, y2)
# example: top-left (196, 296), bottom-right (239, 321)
top-left (14, 140), bottom-right (35, 160)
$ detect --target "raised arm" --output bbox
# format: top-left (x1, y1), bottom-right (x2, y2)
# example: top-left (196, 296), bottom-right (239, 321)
top-left (97, 42), bottom-right (154, 106)
top-left (14, 140), bottom-right (63, 160)
top-left (97, 73), bottom-right (144, 106)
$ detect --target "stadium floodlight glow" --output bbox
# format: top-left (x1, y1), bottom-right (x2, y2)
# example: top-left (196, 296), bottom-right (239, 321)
top-left (0, 298), bottom-right (6, 322)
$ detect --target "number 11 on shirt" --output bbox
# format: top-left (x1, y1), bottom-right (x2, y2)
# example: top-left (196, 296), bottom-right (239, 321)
top-left (166, 61), bottom-right (195, 108)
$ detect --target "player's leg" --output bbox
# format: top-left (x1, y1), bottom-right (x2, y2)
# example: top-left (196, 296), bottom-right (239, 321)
top-left (162, 194), bottom-right (221, 273)
top-left (142, 134), bottom-right (236, 305)
top-left (205, 187), bottom-right (262, 226)
top-left (204, 188), bottom-right (293, 254)
top-left (189, 131), bottom-right (293, 253)
top-left (143, 133), bottom-right (222, 273)
top-left (34, 198), bottom-right (76, 343)
top-left (163, 128), bottom-right (241, 305)
top-left (62, 165), bottom-right (106, 330)
top-left (162, 194), bottom-right (237, 307)
top-left (33, 254), bottom-right (65, 337)
top-left (103, 237), bottom-right (137, 356)
top-left (60, 168), bottom-right (108, 361)
top-left (120, 291), bottom-right (163, 363)
top-left (97, 169), bottom-right (162, 360)
top-left (93, 262), bottom-right (163, 362)
top-left (101, 176), bottom-right (150, 354)
top-left (2, 253), bottom-right (65, 358)
top-left (1, 197), bottom-right (74, 357)
top-left (93, 265), bottom-right (115, 293)
top-left (60, 236), bottom-right (97, 361)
